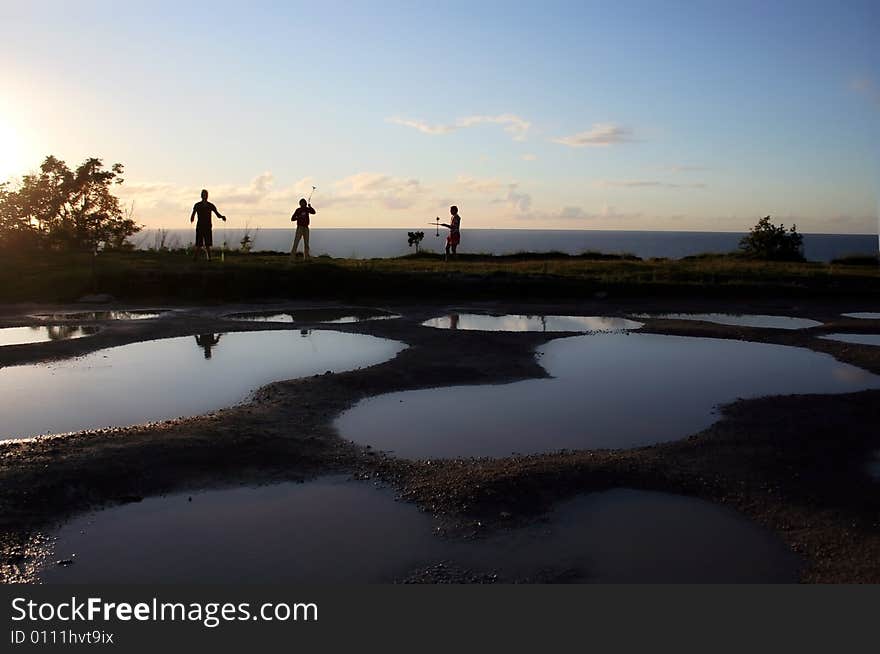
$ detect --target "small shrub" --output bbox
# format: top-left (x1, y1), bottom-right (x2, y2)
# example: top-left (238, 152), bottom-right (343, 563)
top-left (739, 216), bottom-right (804, 261)
top-left (407, 231), bottom-right (425, 253)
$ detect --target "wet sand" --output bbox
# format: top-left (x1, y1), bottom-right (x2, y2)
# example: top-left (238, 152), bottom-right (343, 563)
top-left (2, 297), bottom-right (880, 583)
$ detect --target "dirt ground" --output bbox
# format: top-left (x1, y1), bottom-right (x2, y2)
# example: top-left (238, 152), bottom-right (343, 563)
top-left (1, 296), bottom-right (879, 583)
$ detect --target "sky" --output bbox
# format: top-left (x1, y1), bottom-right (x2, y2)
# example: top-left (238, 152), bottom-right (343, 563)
top-left (0, 0), bottom-right (878, 233)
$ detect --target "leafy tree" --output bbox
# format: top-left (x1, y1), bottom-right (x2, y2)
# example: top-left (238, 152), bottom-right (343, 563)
top-left (0, 155), bottom-right (140, 252)
top-left (739, 216), bottom-right (804, 261)
top-left (407, 230), bottom-right (425, 253)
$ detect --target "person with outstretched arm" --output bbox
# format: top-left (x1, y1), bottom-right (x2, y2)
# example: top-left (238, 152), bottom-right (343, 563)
top-left (190, 189), bottom-right (226, 261)
top-left (441, 205), bottom-right (462, 261)
top-left (290, 198), bottom-right (316, 261)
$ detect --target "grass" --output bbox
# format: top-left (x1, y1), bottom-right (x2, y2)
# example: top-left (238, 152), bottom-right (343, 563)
top-left (1, 249), bottom-right (878, 304)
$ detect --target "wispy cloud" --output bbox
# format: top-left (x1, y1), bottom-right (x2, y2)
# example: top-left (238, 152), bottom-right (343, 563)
top-left (330, 173), bottom-right (426, 210)
top-left (850, 76), bottom-right (880, 106)
top-left (505, 183), bottom-right (532, 212)
top-left (596, 179), bottom-right (707, 189)
top-left (667, 164), bottom-right (708, 173)
top-left (553, 123), bottom-right (634, 147)
top-left (456, 175), bottom-right (505, 194)
top-left (517, 203), bottom-right (642, 222)
top-left (388, 113), bottom-right (531, 141)
top-left (521, 153), bottom-right (538, 161)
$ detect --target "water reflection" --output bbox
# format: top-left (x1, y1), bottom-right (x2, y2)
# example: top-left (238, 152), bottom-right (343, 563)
top-left (39, 478), bottom-right (798, 583)
top-left (230, 308), bottom-right (399, 324)
top-left (636, 313), bottom-right (821, 330)
top-left (819, 333), bottom-right (880, 347)
top-left (194, 333), bottom-right (222, 359)
top-left (841, 312), bottom-right (880, 320)
top-left (423, 314), bottom-right (644, 332)
top-left (0, 325), bottom-right (99, 347)
top-left (338, 333), bottom-right (880, 458)
top-left (868, 451), bottom-right (880, 482)
top-left (34, 310), bottom-right (166, 321)
top-left (0, 330), bottom-right (405, 440)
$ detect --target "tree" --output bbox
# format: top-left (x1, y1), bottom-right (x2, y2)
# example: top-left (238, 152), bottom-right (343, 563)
top-left (739, 216), bottom-right (804, 261)
top-left (407, 230), bottom-right (425, 253)
top-left (0, 155), bottom-right (141, 252)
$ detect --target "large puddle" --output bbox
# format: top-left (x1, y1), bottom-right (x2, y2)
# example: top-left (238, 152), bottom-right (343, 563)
top-left (230, 307), bottom-right (398, 324)
top-left (33, 310), bottom-right (167, 321)
top-left (819, 333), bottom-right (880, 347)
top-left (842, 312), bottom-right (880, 320)
top-left (38, 477), bottom-right (799, 583)
top-left (422, 314), bottom-right (643, 332)
top-left (0, 325), bottom-right (99, 347)
top-left (0, 330), bottom-right (405, 441)
top-left (337, 333), bottom-right (880, 458)
top-left (637, 313), bottom-right (821, 329)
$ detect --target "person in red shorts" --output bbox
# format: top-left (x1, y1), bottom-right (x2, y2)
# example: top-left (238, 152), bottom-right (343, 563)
top-left (441, 205), bottom-right (461, 261)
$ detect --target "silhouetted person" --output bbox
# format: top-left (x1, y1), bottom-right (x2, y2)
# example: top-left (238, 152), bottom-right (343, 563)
top-left (449, 313), bottom-right (460, 330)
top-left (441, 205), bottom-right (461, 261)
top-left (195, 333), bottom-right (221, 359)
top-left (190, 189), bottom-right (226, 261)
top-left (290, 198), bottom-right (316, 261)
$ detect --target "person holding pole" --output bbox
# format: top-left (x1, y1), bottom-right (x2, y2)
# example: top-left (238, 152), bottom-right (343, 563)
top-left (441, 205), bottom-right (462, 261)
top-left (290, 195), bottom-right (316, 262)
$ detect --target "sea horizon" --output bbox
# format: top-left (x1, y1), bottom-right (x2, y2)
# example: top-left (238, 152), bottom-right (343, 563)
top-left (131, 227), bottom-right (880, 262)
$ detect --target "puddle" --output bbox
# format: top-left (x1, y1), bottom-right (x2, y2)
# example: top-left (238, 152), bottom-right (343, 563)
top-left (0, 325), bottom-right (99, 347)
top-left (337, 333), bottom-right (880, 458)
top-left (229, 307), bottom-right (399, 324)
top-left (636, 313), bottom-right (821, 329)
top-left (422, 314), bottom-right (643, 332)
top-left (0, 330), bottom-right (405, 441)
top-left (33, 310), bottom-right (167, 321)
top-left (842, 312), bottom-right (880, 320)
top-left (868, 451), bottom-right (880, 482)
top-left (39, 477), bottom-right (441, 584)
top-left (38, 479), bottom-right (798, 583)
top-left (819, 333), bottom-right (880, 347)
top-left (451, 489), bottom-right (800, 583)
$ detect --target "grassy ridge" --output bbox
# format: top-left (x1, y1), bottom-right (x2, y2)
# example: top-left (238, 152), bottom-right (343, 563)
top-left (1, 250), bottom-right (878, 304)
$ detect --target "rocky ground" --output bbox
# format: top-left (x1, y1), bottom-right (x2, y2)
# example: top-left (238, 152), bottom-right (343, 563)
top-left (1, 296), bottom-right (879, 583)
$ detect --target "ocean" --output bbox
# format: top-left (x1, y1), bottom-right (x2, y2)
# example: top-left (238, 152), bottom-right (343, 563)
top-left (132, 228), bottom-right (879, 263)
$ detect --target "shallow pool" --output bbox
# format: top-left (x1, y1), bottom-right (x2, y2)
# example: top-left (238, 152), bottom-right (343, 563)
top-left (337, 333), bottom-right (880, 458)
top-left (841, 312), bottom-right (880, 320)
top-left (230, 307), bottom-right (398, 324)
top-left (422, 314), bottom-right (643, 332)
top-left (0, 325), bottom-right (99, 347)
top-left (0, 330), bottom-right (405, 441)
top-left (38, 478), bottom-right (799, 583)
top-left (819, 334), bottom-right (880, 347)
top-left (637, 313), bottom-right (821, 329)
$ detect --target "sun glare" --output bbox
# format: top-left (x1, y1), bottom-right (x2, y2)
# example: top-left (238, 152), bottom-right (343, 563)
top-left (0, 120), bottom-right (24, 182)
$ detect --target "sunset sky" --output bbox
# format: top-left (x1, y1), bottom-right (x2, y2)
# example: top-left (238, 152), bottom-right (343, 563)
top-left (1, 0), bottom-right (878, 233)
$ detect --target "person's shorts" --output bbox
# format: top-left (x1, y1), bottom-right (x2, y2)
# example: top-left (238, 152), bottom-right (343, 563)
top-left (447, 231), bottom-right (461, 247)
top-left (195, 224), bottom-right (213, 247)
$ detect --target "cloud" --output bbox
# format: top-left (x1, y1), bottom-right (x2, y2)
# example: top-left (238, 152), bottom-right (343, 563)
top-left (457, 175), bottom-right (505, 194)
top-left (386, 117), bottom-right (459, 135)
top-left (596, 179), bottom-right (707, 189)
top-left (850, 76), bottom-right (880, 106)
top-left (505, 183), bottom-right (532, 212)
top-left (668, 165), bottom-right (708, 173)
top-left (388, 113), bottom-right (531, 141)
top-left (515, 203), bottom-right (642, 223)
top-left (330, 172), bottom-right (426, 210)
top-left (521, 153), bottom-right (538, 161)
top-left (555, 204), bottom-right (640, 220)
top-left (553, 123), bottom-right (634, 147)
